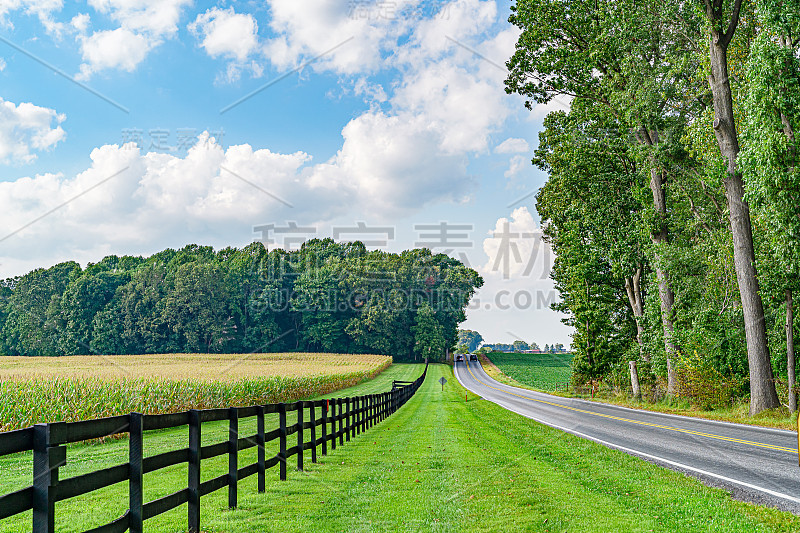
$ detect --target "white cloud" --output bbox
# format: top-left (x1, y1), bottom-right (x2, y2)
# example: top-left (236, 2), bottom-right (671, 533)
top-left (263, 0), bottom-right (416, 74)
top-left (78, 0), bottom-right (192, 78)
top-left (0, 119), bottom-right (482, 275)
top-left (70, 13), bottom-right (90, 34)
top-left (0, 0), bottom-right (65, 35)
top-left (504, 154), bottom-right (527, 179)
top-left (0, 134), bottom-right (335, 276)
top-left (495, 137), bottom-right (530, 154)
top-left (0, 58), bottom-right (5, 71)
top-left (482, 207), bottom-right (550, 280)
top-left (189, 7), bottom-right (259, 62)
top-left (353, 77), bottom-right (387, 103)
top-left (189, 7), bottom-right (263, 83)
top-left (310, 111), bottom-right (474, 217)
top-left (87, 0), bottom-right (190, 37)
top-left (392, 59), bottom-right (507, 154)
top-left (78, 28), bottom-right (152, 77)
top-left (0, 97), bottom-right (66, 164)
top-left (459, 207), bottom-right (571, 345)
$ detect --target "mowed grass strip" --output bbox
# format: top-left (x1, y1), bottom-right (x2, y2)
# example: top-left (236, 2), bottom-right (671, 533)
top-left (205, 365), bottom-right (799, 532)
top-left (485, 351), bottom-right (573, 391)
top-left (0, 353), bottom-right (391, 430)
top-left (0, 363), bottom-right (423, 533)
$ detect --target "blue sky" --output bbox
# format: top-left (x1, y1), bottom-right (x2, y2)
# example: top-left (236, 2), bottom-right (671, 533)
top-left (0, 0), bottom-right (572, 346)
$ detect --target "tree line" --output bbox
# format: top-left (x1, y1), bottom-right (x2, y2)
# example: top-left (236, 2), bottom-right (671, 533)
top-left (506, 0), bottom-right (800, 413)
top-left (0, 240), bottom-right (483, 362)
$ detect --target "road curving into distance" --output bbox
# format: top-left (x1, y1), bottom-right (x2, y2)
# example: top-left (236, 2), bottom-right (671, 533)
top-left (454, 358), bottom-right (800, 514)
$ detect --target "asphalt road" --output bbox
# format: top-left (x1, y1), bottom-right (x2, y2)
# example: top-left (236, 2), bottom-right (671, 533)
top-left (454, 358), bottom-right (800, 514)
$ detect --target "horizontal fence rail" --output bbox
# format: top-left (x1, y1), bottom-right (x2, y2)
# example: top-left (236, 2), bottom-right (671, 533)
top-left (0, 364), bottom-right (428, 533)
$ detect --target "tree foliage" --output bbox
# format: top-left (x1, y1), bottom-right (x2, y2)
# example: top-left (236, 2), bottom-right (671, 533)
top-left (0, 241), bottom-right (482, 362)
top-left (507, 0), bottom-right (800, 412)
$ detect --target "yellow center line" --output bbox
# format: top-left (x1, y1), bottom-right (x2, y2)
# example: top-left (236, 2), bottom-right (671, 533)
top-left (463, 359), bottom-right (797, 455)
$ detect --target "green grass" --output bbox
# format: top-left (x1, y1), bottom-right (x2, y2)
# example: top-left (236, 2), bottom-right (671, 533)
top-left (484, 351), bottom-right (573, 392)
top-left (2, 363), bottom-right (799, 532)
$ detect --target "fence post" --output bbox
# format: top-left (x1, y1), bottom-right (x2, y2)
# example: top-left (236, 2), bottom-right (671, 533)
top-left (331, 399), bottom-right (337, 450)
top-left (228, 407), bottom-right (239, 509)
top-left (321, 400), bottom-right (328, 457)
top-left (33, 422), bottom-right (64, 533)
top-left (129, 413), bottom-right (144, 533)
top-left (279, 403), bottom-right (287, 481)
top-left (296, 402), bottom-right (304, 472)
top-left (310, 402), bottom-right (318, 463)
top-left (359, 396), bottom-right (365, 434)
top-left (257, 405), bottom-right (265, 493)
top-left (345, 398), bottom-right (351, 442)
top-left (337, 399), bottom-right (344, 446)
top-left (188, 409), bottom-right (201, 533)
top-left (359, 396), bottom-right (364, 433)
top-left (354, 397), bottom-right (360, 436)
top-left (366, 395), bottom-right (371, 430)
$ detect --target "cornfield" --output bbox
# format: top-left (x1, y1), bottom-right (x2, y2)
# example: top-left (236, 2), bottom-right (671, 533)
top-left (0, 353), bottom-right (392, 432)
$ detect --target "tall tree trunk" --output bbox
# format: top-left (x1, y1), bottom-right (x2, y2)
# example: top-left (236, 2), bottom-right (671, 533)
top-left (637, 129), bottom-right (679, 391)
top-left (788, 289), bottom-right (796, 412)
top-left (586, 279), bottom-right (594, 367)
top-left (624, 265), bottom-right (647, 360)
top-left (707, 21), bottom-right (780, 414)
top-left (629, 360), bottom-right (642, 400)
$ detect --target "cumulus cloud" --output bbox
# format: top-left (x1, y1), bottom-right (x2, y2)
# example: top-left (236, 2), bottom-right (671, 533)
top-left (385, 1), bottom-right (515, 154)
top-left (263, 0), bottom-right (417, 74)
top-left (0, 0), bottom-right (65, 35)
top-left (310, 111), bottom-right (474, 217)
top-left (504, 154), bottom-right (528, 179)
top-left (0, 128), bottom-right (479, 276)
top-left (78, 28), bottom-right (152, 77)
top-left (189, 7), bottom-right (263, 82)
top-left (190, 7), bottom-right (259, 62)
top-left (0, 97), bottom-right (66, 164)
top-left (0, 135), bottom-right (322, 274)
top-left (78, 0), bottom-right (192, 78)
top-left (482, 207), bottom-right (551, 280)
top-left (495, 137), bottom-right (530, 154)
top-left (459, 207), bottom-right (567, 345)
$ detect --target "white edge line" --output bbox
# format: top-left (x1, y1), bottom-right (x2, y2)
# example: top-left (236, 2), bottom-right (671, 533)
top-left (469, 361), bottom-right (796, 437)
top-left (456, 363), bottom-right (800, 506)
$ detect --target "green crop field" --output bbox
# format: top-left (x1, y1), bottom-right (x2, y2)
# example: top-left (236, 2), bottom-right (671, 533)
top-left (485, 351), bottom-right (573, 391)
top-left (0, 353), bottom-right (391, 431)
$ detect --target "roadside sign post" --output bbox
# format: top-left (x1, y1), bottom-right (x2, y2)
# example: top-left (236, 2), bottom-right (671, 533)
top-left (439, 377), bottom-right (447, 391)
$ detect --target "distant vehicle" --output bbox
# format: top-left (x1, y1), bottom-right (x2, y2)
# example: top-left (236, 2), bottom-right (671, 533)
top-left (469, 353), bottom-right (478, 361)
top-left (455, 354), bottom-right (464, 362)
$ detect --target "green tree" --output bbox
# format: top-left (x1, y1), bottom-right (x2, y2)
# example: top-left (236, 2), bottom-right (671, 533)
top-left (2, 262), bottom-right (79, 356)
top-left (412, 303), bottom-right (446, 362)
top-left (458, 329), bottom-right (484, 352)
top-left (740, 0), bottom-right (800, 410)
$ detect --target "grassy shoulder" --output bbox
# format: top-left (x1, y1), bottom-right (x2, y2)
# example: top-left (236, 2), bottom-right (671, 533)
top-left (3, 362), bottom-right (799, 531)
top-left (482, 353), bottom-right (800, 432)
